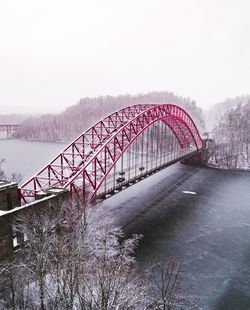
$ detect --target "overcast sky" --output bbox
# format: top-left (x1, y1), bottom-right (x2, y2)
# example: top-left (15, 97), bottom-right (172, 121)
top-left (0, 0), bottom-right (250, 114)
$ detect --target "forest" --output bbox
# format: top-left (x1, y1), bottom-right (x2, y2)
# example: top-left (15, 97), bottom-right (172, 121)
top-left (208, 96), bottom-right (250, 169)
top-left (6, 92), bottom-right (248, 170)
top-left (1, 92), bottom-right (250, 171)
top-left (13, 92), bottom-right (205, 143)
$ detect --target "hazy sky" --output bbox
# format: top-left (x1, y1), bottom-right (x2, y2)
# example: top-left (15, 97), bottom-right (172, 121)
top-left (1, 0), bottom-right (250, 114)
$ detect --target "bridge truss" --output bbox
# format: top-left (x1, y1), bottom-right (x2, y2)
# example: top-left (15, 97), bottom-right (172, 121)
top-left (20, 104), bottom-right (203, 204)
top-left (0, 124), bottom-right (21, 139)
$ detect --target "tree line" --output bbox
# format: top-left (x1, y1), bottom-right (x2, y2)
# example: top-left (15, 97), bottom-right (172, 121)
top-left (15, 92), bottom-right (205, 143)
top-left (209, 98), bottom-right (250, 169)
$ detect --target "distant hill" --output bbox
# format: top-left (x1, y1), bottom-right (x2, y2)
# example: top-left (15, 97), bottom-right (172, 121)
top-left (0, 114), bottom-right (30, 124)
top-left (16, 92), bottom-right (205, 143)
top-left (205, 95), bottom-right (250, 130)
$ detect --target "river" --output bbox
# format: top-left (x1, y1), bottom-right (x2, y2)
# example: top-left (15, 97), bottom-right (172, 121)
top-left (102, 164), bottom-right (250, 309)
top-left (0, 138), bottom-right (67, 180)
top-left (1, 139), bottom-right (250, 309)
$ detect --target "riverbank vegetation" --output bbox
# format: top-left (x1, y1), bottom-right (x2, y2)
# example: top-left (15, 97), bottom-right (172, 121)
top-left (208, 97), bottom-right (250, 170)
top-left (3, 92), bottom-right (250, 171)
top-left (14, 92), bottom-right (205, 143)
top-left (0, 201), bottom-right (199, 309)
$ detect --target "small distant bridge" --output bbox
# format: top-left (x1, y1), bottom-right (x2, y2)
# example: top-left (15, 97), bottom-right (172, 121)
top-left (20, 104), bottom-right (204, 204)
top-left (0, 124), bottom-right (22, 139)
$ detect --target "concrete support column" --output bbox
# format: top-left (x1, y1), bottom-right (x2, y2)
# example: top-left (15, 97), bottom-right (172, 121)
top-left (181, 139), bottom-right (210, 166)
top-left (0, 181), bottom-right (20, 261)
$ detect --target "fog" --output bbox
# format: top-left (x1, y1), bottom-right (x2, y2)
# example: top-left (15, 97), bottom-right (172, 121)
top-left (1, 0), bottom-right (250, 114)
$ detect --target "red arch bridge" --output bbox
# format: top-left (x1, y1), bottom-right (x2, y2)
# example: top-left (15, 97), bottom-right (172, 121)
top-left (20, 104), bottom-right (203, 205)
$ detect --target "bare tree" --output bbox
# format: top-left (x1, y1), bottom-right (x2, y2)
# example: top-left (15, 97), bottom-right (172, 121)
top-left (74, 205), bottom-right (146, 309)
top-left (212, 102), bottom-right (250, 169)
top-left (10, 172), bottom-right (23, 185)
top-left (146, 257), bottom-right (199, 310)
top-left (0, 158), bottom-right (23, 184)
top-left (0, 199), bottom-right (198, 309)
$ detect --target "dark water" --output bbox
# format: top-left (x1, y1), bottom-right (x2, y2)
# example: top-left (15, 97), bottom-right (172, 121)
top-left (102, 164), bottom-right (250, 309)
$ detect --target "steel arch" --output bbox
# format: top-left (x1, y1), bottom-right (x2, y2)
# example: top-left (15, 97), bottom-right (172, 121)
top-left (20, 104), bottom-right (202, 204)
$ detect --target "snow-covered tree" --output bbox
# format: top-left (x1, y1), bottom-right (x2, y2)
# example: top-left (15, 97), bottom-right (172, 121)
top-left (16, 92), bottom-right (205, 143)
top-left (146, 258), bottom-right (199, 310)
top-left (211, 102), bottom-right (250, 169)
top-left (0, 158), bottom-right (23, 184)
top-left (0, 200), bottom-right (146, 309)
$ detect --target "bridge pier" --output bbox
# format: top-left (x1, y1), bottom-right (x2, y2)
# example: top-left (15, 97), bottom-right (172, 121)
top-left (0, 124), bottom-right (21, 139)
top-left (6, 127), bottom-right (12, 139)
top-left (181, 139), bottom-right (212, 166)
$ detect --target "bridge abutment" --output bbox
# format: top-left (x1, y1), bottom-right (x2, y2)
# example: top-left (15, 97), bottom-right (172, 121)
top-left (0, 181), bottom-right (20, 259)
top-left (0, 182), bottom-right (70, 262)
top-left (181, 139), bottom-right (213, 166)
